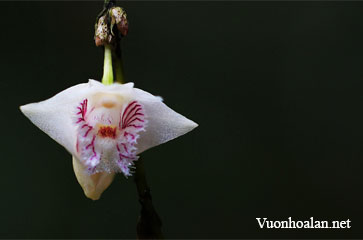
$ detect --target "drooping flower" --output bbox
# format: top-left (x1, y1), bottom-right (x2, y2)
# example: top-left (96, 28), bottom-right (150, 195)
top-left (20, 80), bottom-right (198, 199)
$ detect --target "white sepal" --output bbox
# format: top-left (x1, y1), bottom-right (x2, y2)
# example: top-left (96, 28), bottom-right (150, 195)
top-left (131, 88), bottom-right (198, 154)
top-left (19, 80), bottom-right (104, 156)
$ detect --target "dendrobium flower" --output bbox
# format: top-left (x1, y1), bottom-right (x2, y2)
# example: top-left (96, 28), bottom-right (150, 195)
top-left (20, 80), bottom-right (197, 200)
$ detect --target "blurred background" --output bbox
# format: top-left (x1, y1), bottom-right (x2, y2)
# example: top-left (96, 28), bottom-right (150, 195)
top-left (1, 1), bottom-right (363, 238)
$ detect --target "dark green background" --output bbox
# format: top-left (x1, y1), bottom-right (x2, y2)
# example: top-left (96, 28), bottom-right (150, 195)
top-left (1, 1), bottom-right (363, 238)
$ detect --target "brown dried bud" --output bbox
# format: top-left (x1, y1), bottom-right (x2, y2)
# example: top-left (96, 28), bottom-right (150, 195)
top-left (111, 7), bottom-right (128, 36)
top-left (95, 16), bottom-right (111, 46)
top-left (95, 36), bottom-right (103, 47)
top-left (117, 17), bottom-right (128, 36)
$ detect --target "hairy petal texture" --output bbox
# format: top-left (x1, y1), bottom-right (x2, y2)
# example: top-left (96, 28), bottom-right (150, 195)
top-left (75, 98), bottom-right (147, 176)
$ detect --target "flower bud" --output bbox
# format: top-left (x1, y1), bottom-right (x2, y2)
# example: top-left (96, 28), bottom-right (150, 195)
top-left (111, 7), bottom-right (128, 36)
top-left (95, 16), bottom-right (112, 46)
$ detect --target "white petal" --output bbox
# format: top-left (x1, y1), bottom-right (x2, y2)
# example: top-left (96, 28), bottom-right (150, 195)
top-left (131, 88), bottom-right (198, 154)
top-left (19, 80), bottom-right (104, 156)
top-left (72, 155), bottom-right (115, 200)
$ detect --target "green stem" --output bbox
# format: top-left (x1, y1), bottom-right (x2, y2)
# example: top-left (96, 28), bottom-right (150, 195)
top-left (102, 44), bottom-right (114, 85)
top-left (113, 53), bottom-right (124, 84)
top-left (111, 30), bottom-right (125, 84)
top-left (104, 0), bottom-right (115, 8)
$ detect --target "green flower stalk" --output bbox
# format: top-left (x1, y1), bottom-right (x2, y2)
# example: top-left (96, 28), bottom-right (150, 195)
top-left (102, 44), bottom-right (114, 85)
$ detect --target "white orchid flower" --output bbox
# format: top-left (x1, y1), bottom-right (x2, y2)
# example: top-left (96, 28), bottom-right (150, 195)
top-left (20, 79), bottom-right (198, 200)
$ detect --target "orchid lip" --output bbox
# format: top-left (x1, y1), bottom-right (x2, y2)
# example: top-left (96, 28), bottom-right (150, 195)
top-left (75, 96), bottom-right (147, 176)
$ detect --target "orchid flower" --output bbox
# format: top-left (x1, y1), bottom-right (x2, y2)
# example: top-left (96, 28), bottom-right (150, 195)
top-left (20, 79), bottom-right (197, 199)
top-left (20, 4), bottom-right (197, 201)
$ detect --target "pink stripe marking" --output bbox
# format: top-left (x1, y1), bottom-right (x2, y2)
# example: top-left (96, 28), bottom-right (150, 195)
top-left (124, 112), bottom-right (144, 127)
top-left (88, 136), bottom-right (97, 161)
top-left (121, 143), bottom-right (129, 153)
top-left (88, 166), bottom-right (96, 174)
top-left (76, 99), bottom-right (89, 123)
top-left (121, 101), bottom-right (137, 124)
top-left (123, 106), bottom-right (142, 127)
top-left (122, 105), bottom-right (141, 128)
top-left (81, 99), bottom-right (88, 119)
top-left (119, 153), bottom-right (133, 159)
top-left (127, 124), bottom-right (143, 129)
top-left (84, 126), bottom-right (93, 137)
top-left (126, 116), bottom-right (145, 126)
top-left (124, 131), bottom-right (135, 139)
top-left (86, 135), bottom-right (96, 149)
